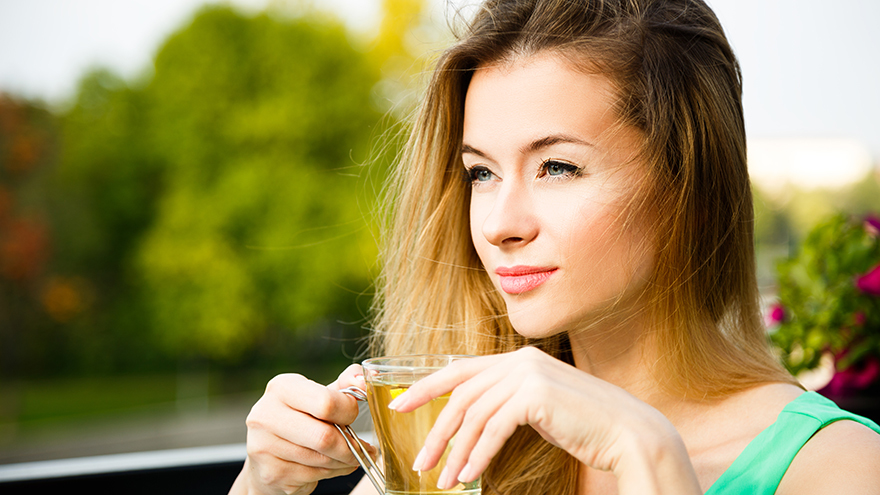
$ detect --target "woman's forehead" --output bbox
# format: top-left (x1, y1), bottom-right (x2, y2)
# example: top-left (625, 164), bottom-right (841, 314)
top-left (463, 53), bottom-right (633, 156)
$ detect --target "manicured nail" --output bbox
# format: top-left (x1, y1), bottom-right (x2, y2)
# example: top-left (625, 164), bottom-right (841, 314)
top-left (458, 463), bottom-right (475, 483)
top-left (388, 392), bottom-right (408, 410)
top-left (437, 466), bottom-right (450, 490)
top-left (412, 447), bottom-right (426, 472)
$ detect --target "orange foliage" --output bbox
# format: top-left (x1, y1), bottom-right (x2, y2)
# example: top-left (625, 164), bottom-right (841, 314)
top-left (0, 185), bottom-right (11, 223)
top-left (42, 276), bottom-right (89, 322)
top-left (6, 130), bottom-right (42, 174)
top-left (0, 94), bottom-right (45, 174)
top-left (0, 217), bottom-right (49, 282)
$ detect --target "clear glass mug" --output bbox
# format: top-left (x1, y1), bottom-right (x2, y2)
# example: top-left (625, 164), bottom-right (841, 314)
top-left (335, 355), bottom-right (481, 494)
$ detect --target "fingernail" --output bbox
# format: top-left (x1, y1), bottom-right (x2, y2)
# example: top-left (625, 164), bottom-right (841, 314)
top-left (388, 392), bottom-right (407, 410)
top-left (412, 447), bottom-right (426, 472)
top-left (437, 466), bottom-right (449, 490)
top-left (458, 463), bottom-right (474, 483)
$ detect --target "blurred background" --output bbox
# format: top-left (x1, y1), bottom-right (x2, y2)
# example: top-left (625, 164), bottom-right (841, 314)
top-left (0, 0), bottom-right (877, 466)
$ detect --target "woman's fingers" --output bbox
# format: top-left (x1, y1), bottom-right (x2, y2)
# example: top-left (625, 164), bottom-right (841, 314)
top-left (239, 366), bottom-right (377, 494)
top-left (413, 358), bottom-right (519, 471)
top-left (435, 365), bottom-right (540, 488)
top-left (257, 407), bottom-right (359, 466)
top-left (328, 363), bottom-right (367, 393)
top-left (397, 348), bottom-right (573, 489)
top-left (275, 370), bottom-right (362, 426)
top-left (248, 426), bottom-right (355, 471)
top-left (390, 354), bottom-right (503, 412)
top-left (452, 386), bottom-right (535, 485)
top-left (250, 377), bottom-right (359, 464)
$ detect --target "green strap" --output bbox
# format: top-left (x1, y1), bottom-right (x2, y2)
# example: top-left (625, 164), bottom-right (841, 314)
top-left (705, 392), bottom-right (880, 495)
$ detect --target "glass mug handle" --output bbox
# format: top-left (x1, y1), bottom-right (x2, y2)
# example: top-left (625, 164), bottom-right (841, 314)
top-left (333, 386), bottom-right (386, 494)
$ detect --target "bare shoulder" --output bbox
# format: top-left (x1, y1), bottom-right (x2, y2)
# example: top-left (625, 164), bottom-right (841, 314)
top-left (777, 418), bottom-right (880, 494)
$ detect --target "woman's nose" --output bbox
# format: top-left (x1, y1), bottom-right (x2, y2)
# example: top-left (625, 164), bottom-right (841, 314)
top-left (480, 183), bottom-right (539, 247)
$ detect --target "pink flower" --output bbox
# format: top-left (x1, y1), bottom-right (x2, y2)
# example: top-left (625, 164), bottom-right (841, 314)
top-left (820, 356), bottom-right (880, 398)
top-left (855, 263), bottom-right (880, 296)
top-left (865, 215), bottom-right (880, 236)
top-left (765, 303), bottom-right (785, 327)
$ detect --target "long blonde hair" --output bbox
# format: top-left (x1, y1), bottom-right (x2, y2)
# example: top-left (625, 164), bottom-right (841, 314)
top-left (369, 0), bottom-right (795, 493)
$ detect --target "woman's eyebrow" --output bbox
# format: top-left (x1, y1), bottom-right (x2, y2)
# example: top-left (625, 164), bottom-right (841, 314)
top-left (524, 134), bottom-right (593, 153)
top-left (461, 134), bottom-right (593, 158)
top-left (461, 143), bottom-right (487, 158)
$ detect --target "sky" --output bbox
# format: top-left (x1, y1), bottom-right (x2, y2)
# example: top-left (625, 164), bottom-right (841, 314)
top-left (706, 0), bottom-right (880, 191)
top-left (1, 0), bottom-right (878, 191)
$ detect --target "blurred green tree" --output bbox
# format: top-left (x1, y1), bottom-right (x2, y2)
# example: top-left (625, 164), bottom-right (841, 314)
top-left (134, 6), bottom-right (386, 360)
top-left (47, 69), bottom-right (164, 374)
top-left (2, 0), bottom-right (445, 384)
top-left (50, 4), bottom-right (390, 369)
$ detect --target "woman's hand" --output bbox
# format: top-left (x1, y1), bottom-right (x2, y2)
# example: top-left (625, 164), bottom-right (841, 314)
top-left (388, 347), bottom-right (700, 495)
top-left (229, 365), bottom-right (376, 495)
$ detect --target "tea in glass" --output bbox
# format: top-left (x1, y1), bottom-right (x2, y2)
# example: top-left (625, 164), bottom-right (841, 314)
top-left (364, 355), bottom-right (480, 495)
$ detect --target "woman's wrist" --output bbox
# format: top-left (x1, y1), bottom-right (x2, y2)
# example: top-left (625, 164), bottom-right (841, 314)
top-left (614, 413), bottom-right (701, 495)
top-left (229, 457), bottom-right (321, 495)
top-left (228, 457), bottom-right (259, 495)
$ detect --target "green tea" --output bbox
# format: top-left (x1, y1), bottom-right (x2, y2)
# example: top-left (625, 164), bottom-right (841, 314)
top-left (366, 380), bottom-right (480, 495)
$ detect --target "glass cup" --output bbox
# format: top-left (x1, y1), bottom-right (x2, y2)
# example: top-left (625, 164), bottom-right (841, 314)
top-left (336, 355), bottom-right (480, 495)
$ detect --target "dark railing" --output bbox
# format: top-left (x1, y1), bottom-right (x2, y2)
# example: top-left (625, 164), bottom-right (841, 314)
top-left (0, 444), bottom-right (363, 495)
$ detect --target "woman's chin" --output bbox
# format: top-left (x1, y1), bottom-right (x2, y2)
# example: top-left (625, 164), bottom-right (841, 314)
top-left (507, 313), bottom-right (570, 340)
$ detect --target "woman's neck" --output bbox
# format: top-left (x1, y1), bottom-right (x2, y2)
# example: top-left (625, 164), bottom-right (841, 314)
top-left (566, 312), bottom-right (671, 410)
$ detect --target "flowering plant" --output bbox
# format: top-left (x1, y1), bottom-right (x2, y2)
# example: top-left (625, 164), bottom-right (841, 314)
top-left (769, 213), bottom-right (880, 395)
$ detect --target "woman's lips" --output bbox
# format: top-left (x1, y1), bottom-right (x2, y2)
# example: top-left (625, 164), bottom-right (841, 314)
top-left (495, 266), bottom-right (557, 294)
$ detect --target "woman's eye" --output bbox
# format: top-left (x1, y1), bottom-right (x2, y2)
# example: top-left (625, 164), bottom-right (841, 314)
top-left (540, 159), bottom-right (581, 178)
top-left (467, 166), bottom-right (495, 183)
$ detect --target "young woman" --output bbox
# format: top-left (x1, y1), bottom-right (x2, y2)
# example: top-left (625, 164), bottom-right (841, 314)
top-left (231, 0), bottom-right (880, 493)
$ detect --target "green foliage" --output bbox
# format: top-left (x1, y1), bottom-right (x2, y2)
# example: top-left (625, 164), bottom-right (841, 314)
top-left (755, 172), bottom-right (880, 243)
top-left (752, 186), bottom-right (795, 247)
top-left (38, 4), bottom-right (391, 368)
top-left (771, 213), bottom-right (880, 374)
top-left (0, 0), bottom-right (444, 384)
top-left (134, 6), bottom-right (385, 360)
top-left (57, 70), bottom-right (158, 260)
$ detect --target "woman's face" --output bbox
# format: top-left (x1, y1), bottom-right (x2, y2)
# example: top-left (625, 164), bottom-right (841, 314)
top-left (463, 53), bottom-right (655, 338)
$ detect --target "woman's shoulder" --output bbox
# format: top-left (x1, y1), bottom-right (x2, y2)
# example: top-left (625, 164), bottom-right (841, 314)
top-left (683, 383), bottom-right (800, 489)
top-left (730, 383), bottom-right (880, 494)
top-left (699, 383), bottom-right (880, 494)
top-left (777, 415), bottom-right (880, 494)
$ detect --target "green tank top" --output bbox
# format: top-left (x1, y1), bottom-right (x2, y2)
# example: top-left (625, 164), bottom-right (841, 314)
top-left (705, 391), bottom-right (880, 494)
